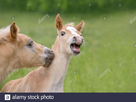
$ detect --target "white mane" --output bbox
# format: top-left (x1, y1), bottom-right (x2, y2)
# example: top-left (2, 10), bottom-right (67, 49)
top-left (0, 25), bottom-right (10, 39)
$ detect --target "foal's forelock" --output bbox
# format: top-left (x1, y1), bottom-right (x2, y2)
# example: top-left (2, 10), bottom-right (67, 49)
top-left (64, 22), bottom-right (74, 27)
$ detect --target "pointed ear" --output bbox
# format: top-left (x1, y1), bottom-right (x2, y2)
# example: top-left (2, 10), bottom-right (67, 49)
top-left (75, 20), bottom-right (84, 32)
top-left (10, 22), bottom-right (18, 39)
top-left (55, 14), bottom-right (63, 31)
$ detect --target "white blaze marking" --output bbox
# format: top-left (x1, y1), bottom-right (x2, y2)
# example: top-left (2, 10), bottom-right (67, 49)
top-left (66, 26), bottom-right (80, 36)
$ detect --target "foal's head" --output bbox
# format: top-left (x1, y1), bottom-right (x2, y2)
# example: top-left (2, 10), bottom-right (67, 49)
top-left (55, 14), bottom-right (84, 56)
top-left (0, 22), bottom-right (54, 68)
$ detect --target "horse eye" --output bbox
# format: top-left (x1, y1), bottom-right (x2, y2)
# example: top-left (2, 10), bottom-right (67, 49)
top-left (28, 40), bottom-right (33, 47)
top-left (61, 31), bottom-right (65, 36)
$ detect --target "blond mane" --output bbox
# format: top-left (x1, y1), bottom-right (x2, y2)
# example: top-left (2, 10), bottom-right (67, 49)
top-left (0, 26), bottom-right (10, 39)
top-left (0, 25), bottom-right (19, 40)
top-left (64, 22), bottom-right (74, 27)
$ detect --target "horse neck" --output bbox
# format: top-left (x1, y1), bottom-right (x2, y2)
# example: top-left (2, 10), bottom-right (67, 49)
top-left (47, 36), bottom-right (72, 84)
top-left (0, 57), bottom-right (19, 84)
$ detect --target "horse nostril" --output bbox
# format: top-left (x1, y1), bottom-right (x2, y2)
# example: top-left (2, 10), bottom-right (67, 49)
top-left (50, 50), bottom-right (53, 54)
top-left (73, 37), bottom-right (77, 42)
top-left (44, 48), bottom-right (53, 54)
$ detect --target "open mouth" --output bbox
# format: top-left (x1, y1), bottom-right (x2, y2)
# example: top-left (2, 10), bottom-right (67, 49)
top-left (70, 43), bottom-right (81, 54)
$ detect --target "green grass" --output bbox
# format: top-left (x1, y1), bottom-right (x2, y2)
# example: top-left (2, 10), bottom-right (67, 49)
top-left (0, 11), bottom-right (136, 92)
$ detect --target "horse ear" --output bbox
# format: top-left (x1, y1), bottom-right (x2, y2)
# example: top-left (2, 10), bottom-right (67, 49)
top-left (10, 22), bottom-right (18, 39)
top-left (75, 20), bottom-right (84, 32)
top-left (55, 14), bottom-right (63, 31)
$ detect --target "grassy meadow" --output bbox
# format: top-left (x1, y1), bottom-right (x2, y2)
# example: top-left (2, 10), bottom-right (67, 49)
top-left (0, 11), bottom-right (136, 92)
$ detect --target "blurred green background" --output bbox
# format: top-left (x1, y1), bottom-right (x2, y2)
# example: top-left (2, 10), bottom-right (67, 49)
top-left (0, 0), bottom-right (136, 92)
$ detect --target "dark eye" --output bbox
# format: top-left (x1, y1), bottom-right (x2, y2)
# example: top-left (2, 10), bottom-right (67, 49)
top-left (61, 31), bottom-right (65, 36)
top-left (80, 35), bottom-right (82, 36)
top-left (28, 40), bottom-right (33, 47)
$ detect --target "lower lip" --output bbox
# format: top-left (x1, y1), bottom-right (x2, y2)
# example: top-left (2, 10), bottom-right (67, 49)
top-left (70, 45), bottom-right (80, 54)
